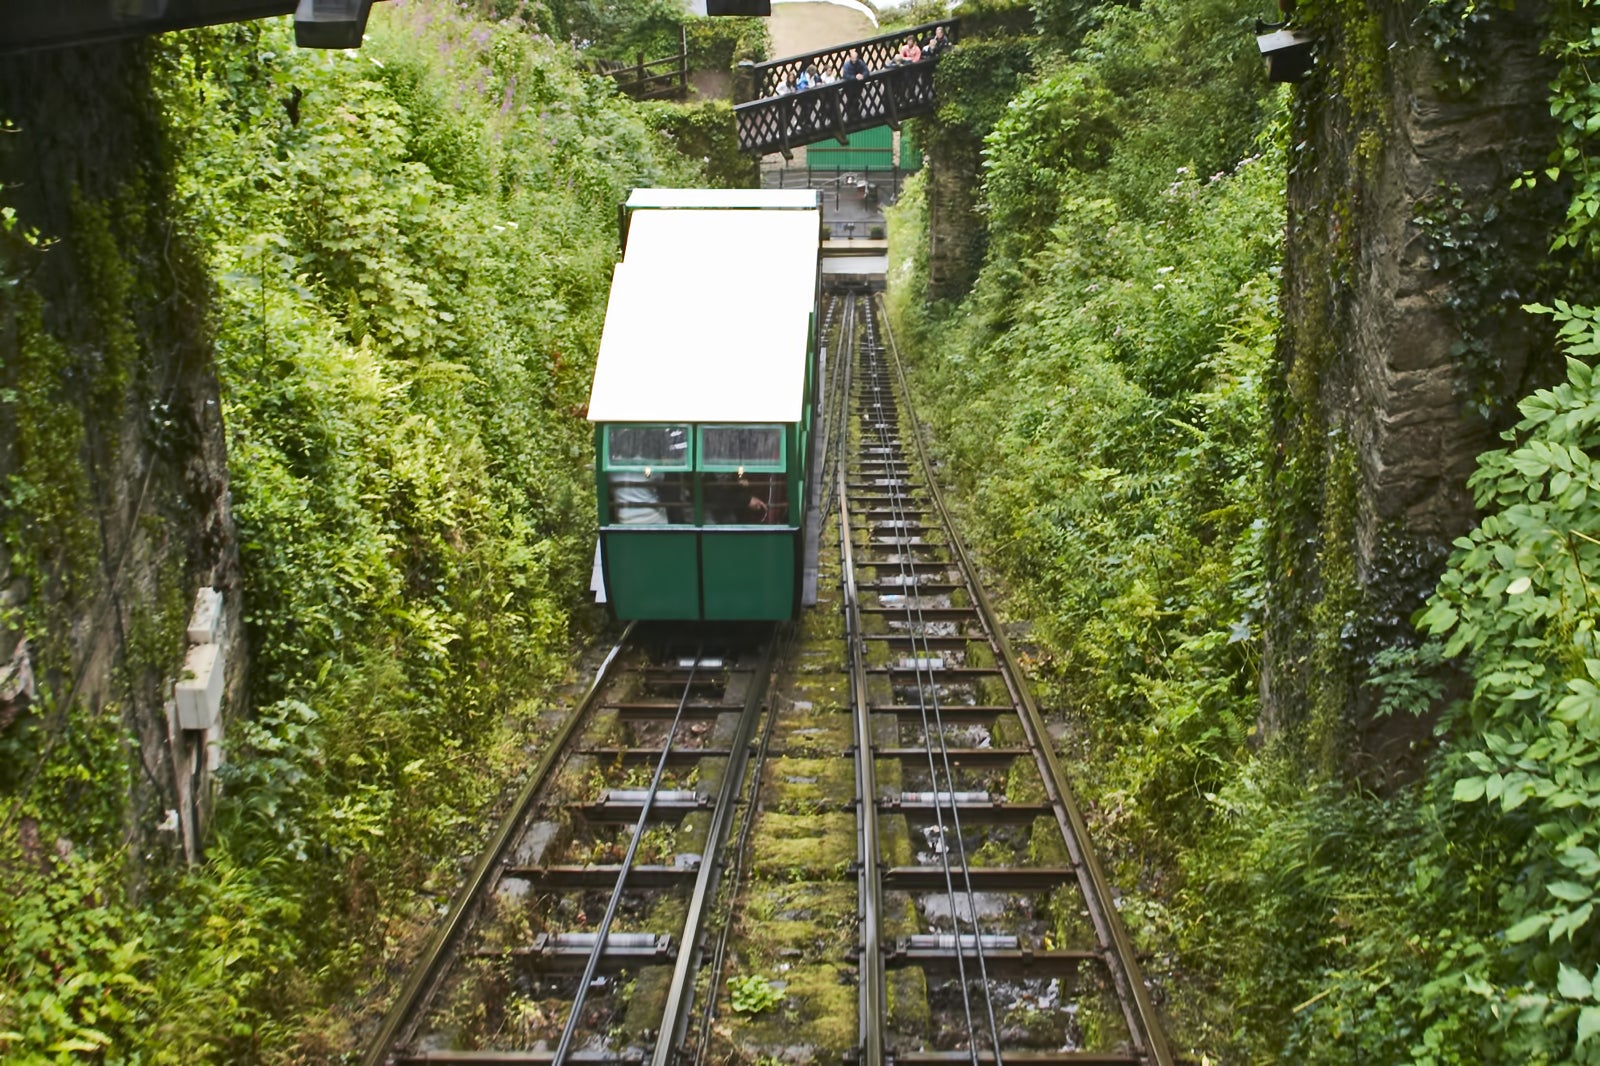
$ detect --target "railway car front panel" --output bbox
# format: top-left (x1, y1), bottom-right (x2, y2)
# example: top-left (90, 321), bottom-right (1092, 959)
top-left (697, 423), bottom-right (796, 619)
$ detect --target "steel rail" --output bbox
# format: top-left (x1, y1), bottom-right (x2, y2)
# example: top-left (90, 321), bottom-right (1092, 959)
top-left (854, 297), bottom-right (1002, 1065)
top-left (688, 624), bottom-right (801, 1066)
top-left (818, 291), bottom-right (854, 524)
top-left (554, 651), bottom-right (708, 1065)
top-left (876, 298), bottom-right (1176, 1066)
top-left (652, 628), bottom-right (783, 1066)
top-left (362, 624), bottom-right (637, 1066)
top-left (854, 306), bottom-right (990, 1059)
top-left (840, 302), bottom-right (886, 1066)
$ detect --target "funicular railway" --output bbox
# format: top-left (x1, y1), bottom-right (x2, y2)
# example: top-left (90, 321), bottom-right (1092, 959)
top-left (363, 176), bottom-right (1173, 1063)
top-left (734, 20), bottom-right (957, 158)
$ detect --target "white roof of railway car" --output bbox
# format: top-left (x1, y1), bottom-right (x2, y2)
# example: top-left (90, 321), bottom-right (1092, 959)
top-left (625, 188), bottom-right (821, 210)
top-left (588, 207), bottom-right (819, 424)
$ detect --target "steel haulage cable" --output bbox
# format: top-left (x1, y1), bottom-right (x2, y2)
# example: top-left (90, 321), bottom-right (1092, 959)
top-left (855, 295), bottom-right (1002, 1066)
top-left (551, 650), bottom-right (704, 1066)
top-left (855, 310), bottom-right (992, 1064)
top-left (840, 300), bottom-right (889, 1066)
top-left (860, 296), bottom-right (1003, 1066)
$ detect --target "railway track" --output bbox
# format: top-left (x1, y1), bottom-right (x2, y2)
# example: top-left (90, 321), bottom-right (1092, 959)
top-left (836, 294), bottom-right (1174, 1066)
top-left (363, 286), bottom-right (1174, 1066)
top-left (361, 624), bottom-right (784, 1066)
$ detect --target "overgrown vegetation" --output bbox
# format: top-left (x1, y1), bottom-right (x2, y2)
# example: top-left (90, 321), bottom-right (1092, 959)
top-left (890, 0), bottom-right (1600, 1059)
top-left (0, 4), bottom-right (706, 1058)
top-left (892, 0), bottom-right (1278, 850)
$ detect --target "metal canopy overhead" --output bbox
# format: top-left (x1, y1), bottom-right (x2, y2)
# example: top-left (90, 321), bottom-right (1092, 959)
top-left (624, 188), bottom-right (820, 210)
top-left (0, 0), bottom-right (381, 54)
top-left (588, 206), bottom-right (819, 426)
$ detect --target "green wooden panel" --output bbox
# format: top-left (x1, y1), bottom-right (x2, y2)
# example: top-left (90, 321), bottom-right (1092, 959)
top-left (807, 125), bottom-right (897, 171)
top-left (701, 530), bottom-right (796, 620)
top-left (603, 530), bottom-right (699, 619)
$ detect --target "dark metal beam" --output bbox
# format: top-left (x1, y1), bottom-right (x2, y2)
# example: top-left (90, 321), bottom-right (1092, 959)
top-left (876, 747), bottom-right (1027, 767)
top-left (468, 933), bottom-right (677, 972)
top-left (877, 797), bottom-right (1052, 824)
top-left (891, 1054), bottom-right (1139, 1066)
top-left (577, 747), bottom-right (733, 765)
top-left (609, 701), bottom-right (733, 720)
top-left (0, 0), bottom-right (385, 56)
top-left (398, 1053), bottom-right (645, 1065)
top-left (571, 794), bottom-right (711, 822)
top-left (858, 607), bottom-right (979, 623)
top-left (868, 703), bottom-right (1010, 721)
top-left (867, 667), bottom-right (1004, 682)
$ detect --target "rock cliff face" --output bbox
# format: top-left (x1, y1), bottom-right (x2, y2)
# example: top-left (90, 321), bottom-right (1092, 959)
top-left (920, 33), bottom-right (1033, 303)
top-left (1264, 0), bottom-right (1571, 764)
top-left (0, 40), bottom-right (243, 863)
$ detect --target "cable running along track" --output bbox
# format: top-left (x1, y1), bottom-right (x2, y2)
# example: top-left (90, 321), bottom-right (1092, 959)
top-left (838, 293), bottom-right (1175, 1066)
top-left (362, 624), bottom-right (782, 1065)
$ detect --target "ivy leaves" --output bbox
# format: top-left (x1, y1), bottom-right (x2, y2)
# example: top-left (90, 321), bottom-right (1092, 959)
top-left (1499, 0), bottom-right (1600, 257)
top-left (1417, 304), bottom-right (1600, 1058)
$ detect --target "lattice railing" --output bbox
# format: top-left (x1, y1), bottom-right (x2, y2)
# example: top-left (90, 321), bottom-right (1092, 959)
top-left (746, 18), bottom-right (958, 100)
top-left (734, 61), bottom-right (939, 157)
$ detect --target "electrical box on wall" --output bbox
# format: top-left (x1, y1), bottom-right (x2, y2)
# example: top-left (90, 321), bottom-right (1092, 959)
top-left (176, 642), bottom-right (223, 731)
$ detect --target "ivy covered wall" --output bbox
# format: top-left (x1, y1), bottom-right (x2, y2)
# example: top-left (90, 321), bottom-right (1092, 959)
top-left (1263, 0), bottom-right (1581, 765)
top-left (0, 40), bottom-right (240, 872)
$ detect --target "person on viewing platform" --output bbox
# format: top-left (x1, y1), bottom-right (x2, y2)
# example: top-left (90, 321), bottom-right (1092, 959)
top-left (773, 69), bottom-right (793, 94)
top-left (923, 25), bottom-right (950, 56)
top-left (841, 48), bottom-right (868, 80)
top-left (796, 64), bottom-right (818, 90)
top-left (898, 35), bottom-right (922, 63)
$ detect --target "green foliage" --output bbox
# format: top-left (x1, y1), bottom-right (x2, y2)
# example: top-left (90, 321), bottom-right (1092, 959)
top-left (161, 0), bottom-right (684, 1010)
top-left (1366, 641), bottom-right (1447, 718)
top-left (978, 0), bottom-right (1269, 265)
top-left (727, 973), bottom-right (784, 1015)
top-left (0, 844), bottom-right (307, 1063)
top-left (2, 2), bottom-right (693, 1059)
top-left (1234, 306), bottom-right (1600, 1066)
top-left (682, 16), bottom-right (769, 71)
top-left (928, 40), bottom-right (1035, 147)
top-left (544, 0), bottom-right (767, 75)
top-left (1030, 0), bottom-right (1124, 52)
top-left (893, 0), bottom-right (1283, 841)
top-left (641, 100), bottom-right (757, 188)
top-left (896, 0), bottom-right (1600, 1061)
top-left (1, 852), bottom-right (160, 1061)
top-left (1413, 0), bottom-right (1494, 95)
top-left (1412, 180), bottom-right (1526, 418)
top-left (1513, 0), bottom-right (1600, 259)
top-left (545, 0), bottom-right (685, 56)
top-left (1408, 310), bottom-right (1600, 1060)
